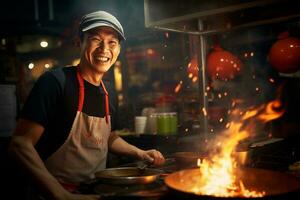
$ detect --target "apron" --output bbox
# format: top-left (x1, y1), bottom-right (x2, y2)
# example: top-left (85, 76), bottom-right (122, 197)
top-left (45, 69), bottom-right (111, 188)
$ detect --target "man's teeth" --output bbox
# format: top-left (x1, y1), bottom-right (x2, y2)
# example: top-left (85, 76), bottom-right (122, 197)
top-left (95, 57), bottom-right (109, 62)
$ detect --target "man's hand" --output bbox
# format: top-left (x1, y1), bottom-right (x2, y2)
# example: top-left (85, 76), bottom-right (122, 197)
top-left (137, 149), bottom-right (165, 166)
top-left (108, 134), bottom-right (165, 166)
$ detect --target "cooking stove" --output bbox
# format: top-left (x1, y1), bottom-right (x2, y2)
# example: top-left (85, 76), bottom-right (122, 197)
top-left (247, 137), bottom-right (300, 171)
top-left (78, 136), bottom-right (300, 199)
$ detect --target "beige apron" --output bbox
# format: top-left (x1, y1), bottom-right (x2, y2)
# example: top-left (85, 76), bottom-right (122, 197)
top-left (45, 69), bottom-right (111, 186)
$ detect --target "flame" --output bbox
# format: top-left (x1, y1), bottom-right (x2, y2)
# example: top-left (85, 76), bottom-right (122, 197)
top-left (192, 99), bottom-right (284, 197)
top-left (258, 100), bottom-right (284, 122)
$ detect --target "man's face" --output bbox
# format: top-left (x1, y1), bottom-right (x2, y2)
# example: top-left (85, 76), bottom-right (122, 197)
top-left (80, 26), bottom-right (121, 74)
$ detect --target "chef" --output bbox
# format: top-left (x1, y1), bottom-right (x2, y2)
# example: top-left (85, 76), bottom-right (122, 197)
top-left (8, 10), bottom-right (165, 200)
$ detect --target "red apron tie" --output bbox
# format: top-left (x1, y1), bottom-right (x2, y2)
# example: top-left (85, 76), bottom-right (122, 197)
top-left (100, 81), bottom-right (110, 124)
top-left (76, 70), bottom-right (85, 112)
top-left (76, 69), bottom-right (109, 124)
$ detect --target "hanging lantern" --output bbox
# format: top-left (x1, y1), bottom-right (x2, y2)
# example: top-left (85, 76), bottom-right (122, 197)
top-left (268, 31), bottom-right (300, 74)
top-left (207, 46), bottom-right (243, 80)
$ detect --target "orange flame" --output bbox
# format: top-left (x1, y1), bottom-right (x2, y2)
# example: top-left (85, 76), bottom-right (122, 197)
top-left (193, 99), bottom-right (284, 197)
top-left (258, 100), bottom-right (284, 122)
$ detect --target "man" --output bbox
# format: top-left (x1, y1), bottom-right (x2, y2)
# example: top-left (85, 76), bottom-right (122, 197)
top-left (8, 10), bottom-right (165, 200)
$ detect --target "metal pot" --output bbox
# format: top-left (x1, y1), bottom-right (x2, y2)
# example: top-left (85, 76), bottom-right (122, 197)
top-left (94, 167), bottom-right (164, 185)
top-left (165, 167), bottom-right (300, 199)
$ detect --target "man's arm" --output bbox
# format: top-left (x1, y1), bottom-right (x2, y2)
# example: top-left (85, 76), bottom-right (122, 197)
top-left (108, 132), bottom-right (165, 166)
top-left (8, 119), bottom-right (99, 200)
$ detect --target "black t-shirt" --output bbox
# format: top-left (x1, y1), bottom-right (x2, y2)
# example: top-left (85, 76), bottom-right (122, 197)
top-left (21, 66), bottom-right (119, 160)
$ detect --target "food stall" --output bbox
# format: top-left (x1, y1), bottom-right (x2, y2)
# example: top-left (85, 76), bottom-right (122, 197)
top-left (1, 0), bottom-right (300, 199)
top-left (77, 0), bottom-right (300, 199)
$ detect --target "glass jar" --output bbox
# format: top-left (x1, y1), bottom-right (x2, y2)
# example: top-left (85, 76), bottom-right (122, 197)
top-left (156, 112), bottom-right (178, 135)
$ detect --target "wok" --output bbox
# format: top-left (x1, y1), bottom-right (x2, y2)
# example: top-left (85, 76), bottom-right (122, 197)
top-left (165, 167), bottom-right (300, 199)
top-left (94, 167), bottom-right (164, 185)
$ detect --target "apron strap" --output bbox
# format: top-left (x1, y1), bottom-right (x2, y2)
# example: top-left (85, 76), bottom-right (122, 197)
top-left (100, 81), bottom-right (110, 124)
top-left (76, 68), bottom-right (110, 124)
top-left (76, 70), bottom-right (85, 112)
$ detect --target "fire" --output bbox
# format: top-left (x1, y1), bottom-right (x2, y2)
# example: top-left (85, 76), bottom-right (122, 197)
top-left (192, 99), bottom-right (284, 197)
top-left (258, 100), bottom-right (283, 122)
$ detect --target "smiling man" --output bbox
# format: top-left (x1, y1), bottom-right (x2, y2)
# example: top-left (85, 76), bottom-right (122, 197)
top-left (8, 11), bottom-right (165, 200)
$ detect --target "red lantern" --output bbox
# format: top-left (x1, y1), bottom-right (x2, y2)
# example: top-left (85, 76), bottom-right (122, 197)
top-left (268, 32), bottom-right (300, 74)
top-left (207, 46), bottom-right (243, 80)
